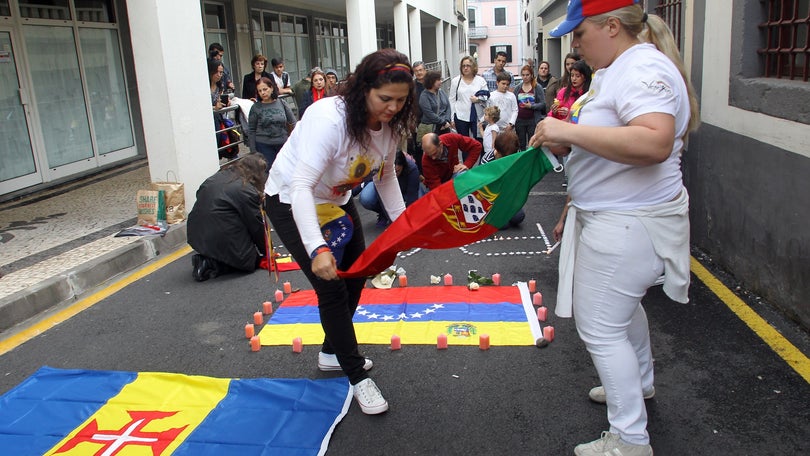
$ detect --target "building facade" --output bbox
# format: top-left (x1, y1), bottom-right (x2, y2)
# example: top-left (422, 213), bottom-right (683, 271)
top-left (530, 0), bottom-right (810, 328)
top-left (1, 0), bottom-right (466, 204)
top-left (467, 0), bottom-right (523, 77)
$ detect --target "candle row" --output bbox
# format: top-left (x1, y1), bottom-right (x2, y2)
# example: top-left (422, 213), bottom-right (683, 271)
top-left (389, 334), bottom-right (491, 350)
top-left (247, 282), bottom-right (294, 352)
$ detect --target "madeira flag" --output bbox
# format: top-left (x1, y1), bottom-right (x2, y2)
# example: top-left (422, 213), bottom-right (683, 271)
top-left (259, 284), bottom-right (542, 346)
top-left (339, 147), bottom-right (556, 278)
top-left (0, 367), bottom-right (351, 456)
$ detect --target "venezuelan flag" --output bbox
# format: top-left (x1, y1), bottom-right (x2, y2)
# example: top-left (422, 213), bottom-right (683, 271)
top-left (0, 367), bottom-right (351, 456)
top-left (260, 284), bottom-right (542, 346)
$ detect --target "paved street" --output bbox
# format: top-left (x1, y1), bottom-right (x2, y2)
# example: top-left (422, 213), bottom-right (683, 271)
top-left (1, 170), bottom-right (809, 455)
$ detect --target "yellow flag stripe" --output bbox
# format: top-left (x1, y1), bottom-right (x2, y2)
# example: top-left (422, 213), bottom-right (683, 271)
top-left (258, 321), bottom-right (537, 346)
top-left (44, 372), bottom-right (230, 455)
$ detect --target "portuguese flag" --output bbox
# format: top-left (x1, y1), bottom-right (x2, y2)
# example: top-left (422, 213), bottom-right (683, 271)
top-left (339, 147), bottom-right (556, 278)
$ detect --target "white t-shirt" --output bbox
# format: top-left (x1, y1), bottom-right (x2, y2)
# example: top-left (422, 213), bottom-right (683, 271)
top-left (482, 123), bottom-right (500, 158)
top-left (487, 90), bottom-right (518, 130)
top-left (265, 96), bottom-right (405, 253)
top-left (567, 43), bottom-right (690, 211)
top-left (449, 75), bottom-right (488, 123)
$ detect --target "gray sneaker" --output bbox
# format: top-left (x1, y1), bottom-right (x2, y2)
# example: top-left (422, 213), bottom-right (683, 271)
top-left (575, 431), bottom-right (653, 456)
top-left (588, 385), bottom-right (655, 404)
top-left (317, 352), bottom-right (373, 372)
top-left (353, 378), bottom-right (389, 414)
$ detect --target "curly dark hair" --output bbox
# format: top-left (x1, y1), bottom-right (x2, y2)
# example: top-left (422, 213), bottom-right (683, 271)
top-left (337, 48), bottom-right (416, 147)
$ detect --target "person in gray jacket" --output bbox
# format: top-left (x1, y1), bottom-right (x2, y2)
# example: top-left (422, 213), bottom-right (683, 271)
top-left (248, 77), bottom-right (296, 169)
top-left (418, 70), bottom-right (452, 135)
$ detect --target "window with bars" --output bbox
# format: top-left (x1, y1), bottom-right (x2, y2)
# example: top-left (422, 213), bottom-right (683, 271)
top-left (654, 0), bottom-right (683, 51)
top-left (758, 0), bottom-right (809, 81)
top-left (729, 0), bottom-right (810, 124)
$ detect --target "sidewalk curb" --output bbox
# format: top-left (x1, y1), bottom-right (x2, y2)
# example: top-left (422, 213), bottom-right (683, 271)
top-left (0, 224), bottom-right (188, 334)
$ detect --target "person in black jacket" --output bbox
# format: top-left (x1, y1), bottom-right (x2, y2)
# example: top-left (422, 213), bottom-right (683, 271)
top-left (242, 54), bottom-right (272, 101)
top-left (187, 154), bottom-right (268, 281)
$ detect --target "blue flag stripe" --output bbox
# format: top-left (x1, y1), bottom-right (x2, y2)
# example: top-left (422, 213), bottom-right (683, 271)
top-left (268, 302), bottom-right (529, 324)
top-left (0, 367), bottom-right (136, 455)
top-left (173, 377), bottom-right (350, 455)
top-left (0, 367), bottom-right (352, 456)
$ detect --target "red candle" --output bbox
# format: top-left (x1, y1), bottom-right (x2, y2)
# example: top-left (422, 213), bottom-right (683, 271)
top-left (528, 279), bottom-right (537, 293)
top-left (262, 301), bottom-right (273, 315)
top-left (533, 292), bottom-right (543, 306)
top-left (283, 281), bottom-right (292, 294)
top-left (536, 306), bottom-right (548, 322)
top-left (245, 323), bottom-right (255, 339)
top-left (292, 337), bottom-right (303, 353)
top-left (543, 326), bottom-right (555, 342)
top-left (437, 333), bottom-right (448, 349)
top-left (479, 334), bottom-right (490, 350)
top-left (274, 289), bottom-right (284, 303)
top-left (491, 273), bottom-right (501, 286)
top-left (398, 275), bottom-right (408, 287)
top-left (253, 311), bottom-right (263, 325)
top-left (391, 334), bottom-right (401, 350)
top-left (443, 273), bottom-right (453, 286)
top-left (250, 336), bottom-right (260, 352)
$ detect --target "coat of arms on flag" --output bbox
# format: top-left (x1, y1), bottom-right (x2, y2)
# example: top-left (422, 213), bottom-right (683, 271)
top-left (338, 147), bottom-right (556, 279)
top-left (259, 284), bottom-right (542, 346)
top-left (0, 367), bottom-right (351, 456)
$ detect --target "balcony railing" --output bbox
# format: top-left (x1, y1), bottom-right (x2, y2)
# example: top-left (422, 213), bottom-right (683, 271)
top-left (468, 26), bottom-right (488, 40)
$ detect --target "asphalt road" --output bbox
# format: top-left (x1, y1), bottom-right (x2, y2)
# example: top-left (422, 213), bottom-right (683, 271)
top-left (2, 171), bottom-right (809, 455)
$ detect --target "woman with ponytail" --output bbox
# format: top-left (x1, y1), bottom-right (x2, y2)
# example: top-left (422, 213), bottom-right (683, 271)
top-left (530, 1), bottom-right (699, 454)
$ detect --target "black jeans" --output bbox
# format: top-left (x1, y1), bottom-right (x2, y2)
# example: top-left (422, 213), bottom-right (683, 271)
top-left (514, 118), bottom-right (538, 152)
top-left (265, 195), bottom-right (369, 385)
top-left (454, 114), bottom-right (479, 140)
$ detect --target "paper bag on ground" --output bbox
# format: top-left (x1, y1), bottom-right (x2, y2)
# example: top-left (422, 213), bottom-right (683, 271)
top-left (151, 181), bottom-right (185, 224)
top-left (136, 189), bottom-right (165, 226)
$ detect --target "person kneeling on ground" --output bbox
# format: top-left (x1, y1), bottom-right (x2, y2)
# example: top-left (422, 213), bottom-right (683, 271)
top-left (490, 130), bottom-right (525, 229)
top-left (187, 154), bottom-right (268, 281)
top-left (359, 150), bottom-right (420, 227)
top-left (420, 132), bottom-right (482, 192)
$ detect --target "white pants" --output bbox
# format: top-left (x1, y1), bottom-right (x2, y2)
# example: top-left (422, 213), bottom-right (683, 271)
top-left (573, 211), bottom-right (664, 445)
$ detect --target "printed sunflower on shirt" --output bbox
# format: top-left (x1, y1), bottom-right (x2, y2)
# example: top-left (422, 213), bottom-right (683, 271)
top-left (331, 153), bottom-right (377, 195)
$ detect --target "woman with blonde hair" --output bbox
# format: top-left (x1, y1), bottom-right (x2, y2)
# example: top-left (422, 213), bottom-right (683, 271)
top-left (448, 56), bottom-right (488, 139)
top-left (530, 1), bottom-right (700, 454)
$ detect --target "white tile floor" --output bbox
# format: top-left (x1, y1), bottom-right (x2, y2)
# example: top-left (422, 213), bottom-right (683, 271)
top-left (0, 166), bottom-right (151, 299)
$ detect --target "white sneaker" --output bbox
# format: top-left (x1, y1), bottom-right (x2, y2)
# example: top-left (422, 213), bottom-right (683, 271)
top-left (352, 378), bottom-right (389, 414)
top-left (588, 385), bottom-right (655, 404)
top-left (574, 431), bottom-right (653, 456)
top-left (317, 352), bottom-right (373, 372)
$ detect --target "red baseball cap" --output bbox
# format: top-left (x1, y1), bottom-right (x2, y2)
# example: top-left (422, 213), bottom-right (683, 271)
top-left (549, 0), bottom-right (640, 37)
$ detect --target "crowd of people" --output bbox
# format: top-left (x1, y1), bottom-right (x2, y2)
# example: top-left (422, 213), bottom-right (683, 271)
top-left (189, 3), bottom-right (699, 452)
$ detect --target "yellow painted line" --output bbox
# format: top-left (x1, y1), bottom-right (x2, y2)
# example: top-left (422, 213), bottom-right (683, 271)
top-left (0, 245), bottom-right (193, 357)
top-left (691, 256), bottom-right (810, 384)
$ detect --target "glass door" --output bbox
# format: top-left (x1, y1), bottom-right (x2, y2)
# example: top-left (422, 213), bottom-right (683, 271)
top-left (0, 28), bottom-right (41, 194)
top-left (23, 24), bottom-right (96, 178)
